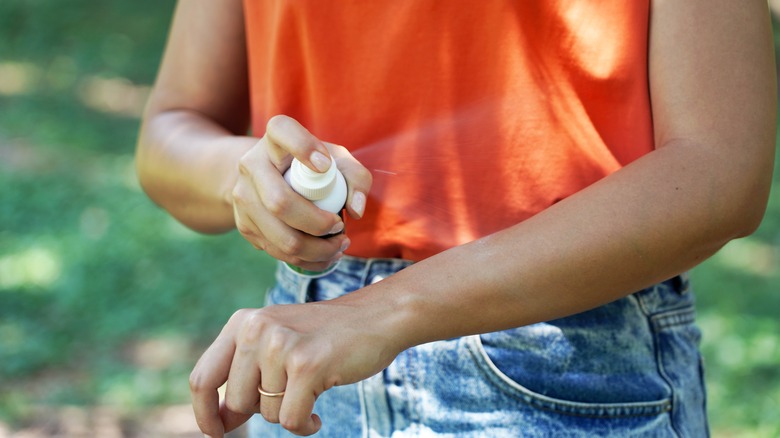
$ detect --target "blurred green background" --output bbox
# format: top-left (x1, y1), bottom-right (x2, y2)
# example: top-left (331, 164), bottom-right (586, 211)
top-left (0, 1), bottom-right (778, 437)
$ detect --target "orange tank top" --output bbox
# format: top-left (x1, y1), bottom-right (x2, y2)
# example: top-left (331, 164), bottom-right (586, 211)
top-left (243, 1), bottom-right (653, 261)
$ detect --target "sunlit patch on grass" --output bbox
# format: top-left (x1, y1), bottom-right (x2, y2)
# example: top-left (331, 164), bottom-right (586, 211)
top-left (0, 62), bottom-right (40, 96)
top-left (129, 334), bottom-right (192, 371)
top-left (80, 207), bottom-right (111, 240)
top-left (0, 246), bottom-right (62, 290)
top-left (698, 312), bottom-right (780, 435)
top-left (44, 56), bottom-right (79, 92)
top-left (712, 238), bottom-right (777, 278)
top-left (0, 321), bottom-right (25, 354)
top-left (699, 314), bottom-right (780, 370)
top-left (77, 75), bottom-right (150, 118)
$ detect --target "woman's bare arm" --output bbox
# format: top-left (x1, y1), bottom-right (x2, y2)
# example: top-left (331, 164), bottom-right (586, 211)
top-left (135, 0), bottom-right (253, 233)
top-left (187, 0), bottom-right (777, 435)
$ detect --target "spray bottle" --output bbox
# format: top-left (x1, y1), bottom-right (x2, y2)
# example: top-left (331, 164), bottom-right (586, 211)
top-left (283, 156), bottom-right (347, 277)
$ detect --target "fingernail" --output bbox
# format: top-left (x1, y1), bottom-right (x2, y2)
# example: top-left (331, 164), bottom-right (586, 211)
top-left (310, 150), bottom-right (331, 173)
top-left (340, 238), bottom-right (351, 252)
top-left (351, 191), bottom-right (366, 218)
top-left (329, 221), bottom-right (345, 235)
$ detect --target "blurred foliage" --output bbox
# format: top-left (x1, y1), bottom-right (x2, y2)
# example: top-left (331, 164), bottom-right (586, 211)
top-left (0, 1), bottom-right (778, 436)
top-left (0, 0), bottom-right (276, 429)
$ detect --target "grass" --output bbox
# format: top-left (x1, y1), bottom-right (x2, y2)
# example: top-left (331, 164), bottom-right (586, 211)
top-left (0, 1), bottom-right (778, 436)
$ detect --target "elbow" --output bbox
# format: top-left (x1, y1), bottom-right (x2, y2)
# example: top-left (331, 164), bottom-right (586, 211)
top-left (730, 185), bottom-right (771, 239)
top-left (134, 122), bottom-right (163, 207)
top-left (716, 151), bottom-right (775, 241)
top-left (730, 199), bottom-right (769, 240)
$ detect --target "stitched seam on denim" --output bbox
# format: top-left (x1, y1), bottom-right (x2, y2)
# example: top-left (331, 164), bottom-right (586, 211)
top-left (296, 275), bottom-right (312, 304)
top-left (651, 306), bottom-right (703, 435)
top-left (636, 295), bottom-right (695, 322)
top-left (634, 287), bottom-right (653, 316)
top-left (357, 380), bottom-right (369, 438)
top-left (466, 335), bottom-right (672, 418)
top-left (678, 272), bottom-right (691, 294)
top-left (359, 258), bottom-right (375, 287)
top-left (652, 308), bottom-right (696, 331)
top-left (649, 315), bottom-right (684, 438)
top-left (634, 276), bottom-right (692, 317)
top-left (407, 348), bottom-right (422, 425)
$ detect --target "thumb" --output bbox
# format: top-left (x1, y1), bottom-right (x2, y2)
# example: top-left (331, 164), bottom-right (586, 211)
top-left (264, 115), bottom-right (332, 173)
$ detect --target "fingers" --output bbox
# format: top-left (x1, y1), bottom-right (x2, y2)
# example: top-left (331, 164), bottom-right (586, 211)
top-left (265, 115), bottom-right (332, 173)
top-left (233, 145), bottom-right (348, 270)
top-left (328, 143), bottom-right (372, 219)
top-left (233, 115), bottom-right (368, 272)
top-left (258, 364), bottom-right (287, 424)
top-left (252, 156), bottom-right (343, 236)
top-left (223, 338), bottom-right (261, 417)
top-left (236, 143), bottom-right (342, 237)
top-left (233, 202), bottom-right (348, 272)
top-left (262, 349), bottom-right (321, 435)
top-left (220, 404), bottom-right (254, 435)
top-left (264, 117), bottom-right (373, 221)
top-left (221, 309), bottom-right (322, 436)
top-left (279, 382), bottom-right (321, 436)
top-left (190, 318), bottom-right (241, 438)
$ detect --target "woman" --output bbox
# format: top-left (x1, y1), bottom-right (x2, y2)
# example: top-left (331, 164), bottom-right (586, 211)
top-left (136, 1), bottom-right (776, 436)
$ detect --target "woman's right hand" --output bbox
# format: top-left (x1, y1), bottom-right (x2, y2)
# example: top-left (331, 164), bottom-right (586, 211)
top-left (232, 115), bottom-right (372, 271)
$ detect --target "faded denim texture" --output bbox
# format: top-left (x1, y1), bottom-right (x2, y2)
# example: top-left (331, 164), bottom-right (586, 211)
top-left (249, 257), bottom-right (709, 437)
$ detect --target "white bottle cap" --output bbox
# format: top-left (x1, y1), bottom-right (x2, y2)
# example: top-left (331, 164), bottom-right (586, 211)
top-left (289, 159), bottom-right (337, 201)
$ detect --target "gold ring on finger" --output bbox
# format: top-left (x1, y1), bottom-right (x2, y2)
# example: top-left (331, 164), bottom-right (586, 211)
top-left (258, 385), bottom-right (286, 398)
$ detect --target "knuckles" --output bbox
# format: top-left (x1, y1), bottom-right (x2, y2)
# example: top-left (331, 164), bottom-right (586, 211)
top-left (280, 418), bottom-right (308, 435)
top-left (231, 185), bottom-right (248, 207)
top-left (228, 309), bottom-right (266, 347)
top-left (237, 153), bottom-right (255, 177)
top-left (266, 114), bottom-right (291, 134)
top-left (277, 233), bottom-right (304, 257)
top-left (188, 368), bottom-right (208, 395)
top-left (235, 310), bottom-right (295, 358)
top-left (286, 349), bottom-right (320, 377)
top-left (261, 409), bottom-right (281, 424)
top-left (235, 221), bottom-right (255, 238)
top-left (224, 396), bottom-right (259, 416)
top-left (262, 189), bottom-right (293, 217)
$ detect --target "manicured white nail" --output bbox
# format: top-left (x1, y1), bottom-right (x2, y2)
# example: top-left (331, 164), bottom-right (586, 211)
top-left (329, 221), bottom-right (345, 235)
top-left (310, 150), bottom-right (331, 173)
top-left (351, 191), bottom-right (366, 218)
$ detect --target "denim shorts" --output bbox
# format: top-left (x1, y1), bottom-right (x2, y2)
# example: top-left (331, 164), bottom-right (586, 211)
top-left (248, 256), bottom-right (709, 437)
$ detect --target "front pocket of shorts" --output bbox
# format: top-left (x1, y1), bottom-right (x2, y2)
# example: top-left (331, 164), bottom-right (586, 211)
top-left (466, 306), bottom-right (674, 418)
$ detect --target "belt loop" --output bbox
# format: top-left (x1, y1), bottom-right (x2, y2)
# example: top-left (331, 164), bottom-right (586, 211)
top-left (296, 276), bottom-right (313, 303)
top-left (359, 258), bottom-right (375, 288)
top-left (670, 273), bottom-right (690, 295)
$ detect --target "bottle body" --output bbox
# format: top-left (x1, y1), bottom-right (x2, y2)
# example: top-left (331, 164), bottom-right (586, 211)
top-left (282, 158), bottom-right (347, 277)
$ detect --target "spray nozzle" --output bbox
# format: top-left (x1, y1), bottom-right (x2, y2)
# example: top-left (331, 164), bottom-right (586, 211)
top-left (289, 158), bottom-right (338, 201)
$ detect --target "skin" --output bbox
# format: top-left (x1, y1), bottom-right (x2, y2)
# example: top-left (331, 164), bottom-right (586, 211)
top-left (136, 0), bottom-right (776, 436)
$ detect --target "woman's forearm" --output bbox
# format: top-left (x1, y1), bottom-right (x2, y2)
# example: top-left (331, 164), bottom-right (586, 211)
top-left (136, 109), bottom-right (256, 233)
top-left (134, 0), bottom-right (251, 234)
top-left (353, 136), bottom-right (773, 351)
top-left (342, 0), bottom-right (777, 351)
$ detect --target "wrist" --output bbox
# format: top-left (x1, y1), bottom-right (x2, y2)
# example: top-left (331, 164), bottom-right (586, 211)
top-left (342, 271), bottom-right (432, 354)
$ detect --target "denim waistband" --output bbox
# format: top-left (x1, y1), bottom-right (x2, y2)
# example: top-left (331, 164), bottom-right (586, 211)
top-left (271, 256), bottom-right (690, 316)
top-left (270, 256), bottom-right (414, 305)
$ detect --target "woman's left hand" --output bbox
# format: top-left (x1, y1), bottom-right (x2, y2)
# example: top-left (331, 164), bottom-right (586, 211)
top-left (189, 296), bottom-right (403, 437)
